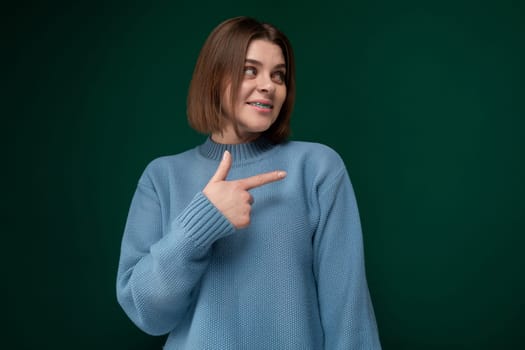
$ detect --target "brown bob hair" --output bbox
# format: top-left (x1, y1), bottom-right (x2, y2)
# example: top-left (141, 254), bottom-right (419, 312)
top-left (187, 16), bottom-right (296, 144)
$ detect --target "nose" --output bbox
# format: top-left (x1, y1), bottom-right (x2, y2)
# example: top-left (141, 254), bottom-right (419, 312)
top-left (257, 75), bottom-right (275, 94)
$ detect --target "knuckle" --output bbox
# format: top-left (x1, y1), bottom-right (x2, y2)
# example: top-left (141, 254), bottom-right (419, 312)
top-left (241, 191), bottom-right (251, 202)
top-left (256, 174), bottom-right (265, 186)
top-left (232, 182), bottom-right (244, 191)
top-left (237, 216), bottom-right (250, 228)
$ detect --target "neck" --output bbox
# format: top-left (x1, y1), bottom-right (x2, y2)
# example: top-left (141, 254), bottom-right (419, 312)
top-left (199, 136), bottom-right (276, 163)
top-left (211, 127), bottom-right (261, 145)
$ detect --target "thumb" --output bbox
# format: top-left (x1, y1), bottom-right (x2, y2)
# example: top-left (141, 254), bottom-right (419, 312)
top-left (209, 150), bottom-right (232, 183)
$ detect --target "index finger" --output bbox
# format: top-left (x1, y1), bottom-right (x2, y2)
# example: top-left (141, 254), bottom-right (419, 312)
top-left (236, 170), bottom-right (287, 190)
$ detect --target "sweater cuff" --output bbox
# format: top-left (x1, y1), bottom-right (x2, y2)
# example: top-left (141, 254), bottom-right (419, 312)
top-left (176, 192), bottom-right (235, 249)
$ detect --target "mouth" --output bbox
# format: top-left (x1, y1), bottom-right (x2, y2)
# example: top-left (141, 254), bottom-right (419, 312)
top-left (247, 101), bottom-right (273, 109)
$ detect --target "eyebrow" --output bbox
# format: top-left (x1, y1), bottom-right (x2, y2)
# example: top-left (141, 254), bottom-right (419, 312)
top-left (245, 58), bottom-right (286, 70)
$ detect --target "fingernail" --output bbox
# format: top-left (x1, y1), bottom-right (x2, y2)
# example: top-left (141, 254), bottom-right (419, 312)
top-left (223, 150), bottom-right (229, 160)
top-left (278, 171), bottom-right (287, 178)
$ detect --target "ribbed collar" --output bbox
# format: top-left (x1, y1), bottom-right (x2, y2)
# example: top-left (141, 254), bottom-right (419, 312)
top-left (198, 137), bottom-right (276, 163)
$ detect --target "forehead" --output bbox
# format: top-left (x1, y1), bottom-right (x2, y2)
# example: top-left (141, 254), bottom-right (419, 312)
top-left (245, 39), bottom-right (285, 64)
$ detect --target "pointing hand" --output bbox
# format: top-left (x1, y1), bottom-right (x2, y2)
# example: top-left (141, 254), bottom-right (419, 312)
top-left (203, 150), bottom-right (286, 229)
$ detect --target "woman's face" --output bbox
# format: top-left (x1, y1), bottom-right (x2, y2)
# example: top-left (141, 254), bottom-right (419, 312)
top-left (214, 39), bottom-right (287, 144)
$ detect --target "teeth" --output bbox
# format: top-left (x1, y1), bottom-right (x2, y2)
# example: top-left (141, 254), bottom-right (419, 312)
top-left (250, 102), bottom-right (272, 108)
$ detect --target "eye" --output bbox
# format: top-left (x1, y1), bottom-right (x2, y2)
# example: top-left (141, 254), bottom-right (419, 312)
top-left (272, 71), bottom-right (286, 84)
top-left (244, 66), bottom-right (257, 77)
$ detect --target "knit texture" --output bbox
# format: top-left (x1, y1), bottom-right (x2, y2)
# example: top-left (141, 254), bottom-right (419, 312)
top-left (116, 137), bottom-right (382, 349)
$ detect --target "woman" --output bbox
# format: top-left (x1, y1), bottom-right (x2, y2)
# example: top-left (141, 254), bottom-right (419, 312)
top-left (116, 16), bottom-right (382, 349)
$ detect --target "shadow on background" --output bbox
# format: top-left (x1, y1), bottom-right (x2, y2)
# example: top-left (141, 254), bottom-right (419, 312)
top-left (5, 0), bottom-right (524, 348)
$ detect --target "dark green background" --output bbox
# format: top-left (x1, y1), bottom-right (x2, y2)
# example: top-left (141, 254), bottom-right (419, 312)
top-left (5, 0), bottom-right (524, 349)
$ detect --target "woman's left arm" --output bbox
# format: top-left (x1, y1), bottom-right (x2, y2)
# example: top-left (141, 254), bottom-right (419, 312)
top-left (313, 165), bottom-right (382, 350)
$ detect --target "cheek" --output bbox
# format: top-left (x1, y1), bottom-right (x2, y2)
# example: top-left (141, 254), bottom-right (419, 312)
top-left (238, 83), bottom-right (253, 101)
top-left (276, 88), bottom-right (287, 109)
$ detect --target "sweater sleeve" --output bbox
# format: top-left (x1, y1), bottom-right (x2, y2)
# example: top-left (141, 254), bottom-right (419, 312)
top-left (312, 166), bottom-right (382, 349)
top-left (116, 175), bottom-right (235, 335)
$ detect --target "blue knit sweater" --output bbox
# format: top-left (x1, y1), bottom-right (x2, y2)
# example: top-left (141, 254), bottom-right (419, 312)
top-left (116, 137), bottom-right (381, 349)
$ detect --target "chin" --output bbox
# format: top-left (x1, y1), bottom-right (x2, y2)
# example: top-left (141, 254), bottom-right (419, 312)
top-left (249, 124), bottom-right (273, 134)
top-left (239, 120), bottom-right (274, 133)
